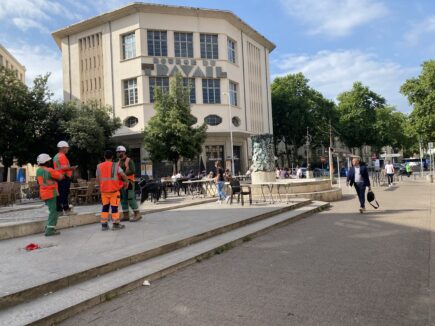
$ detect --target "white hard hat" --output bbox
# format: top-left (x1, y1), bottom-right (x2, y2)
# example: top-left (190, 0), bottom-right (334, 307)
top-left (116, 145), bottom-right (127, 152)
top-left (37, 153), bottom-right (52, 165)
top-left (57, 141), bottom-right (69, 148)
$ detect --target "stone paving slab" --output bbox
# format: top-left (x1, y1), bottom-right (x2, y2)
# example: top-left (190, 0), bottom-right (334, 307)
top-left (0, 200), bottom-right (309, 302)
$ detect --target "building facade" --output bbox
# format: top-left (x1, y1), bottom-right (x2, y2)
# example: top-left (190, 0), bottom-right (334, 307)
top-left (52, 3), bottom-right (275, 176)
top-left (0, 44), bottom-right (26, 83)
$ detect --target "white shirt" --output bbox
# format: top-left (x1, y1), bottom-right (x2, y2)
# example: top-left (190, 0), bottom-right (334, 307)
top-left (354, 166), bottom-right (362, 183)
top-left (385, 164), bottom-right (394, 174)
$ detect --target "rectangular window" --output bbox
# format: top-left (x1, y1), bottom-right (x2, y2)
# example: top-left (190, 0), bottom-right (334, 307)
top-left (229, 81), bottom-right (238, 106)
top-left (122, 32), bottom-right (136, 60)
top-left (147, 30), bottom-right (167, 57)
top-left (174, 32), bottom-right (193, 58)
top-left (94, 56), bottom-right (96, 68)
top-left (202, 79), bottom-right (221, 104)
top-left (123, 78), bottom-right (138, 105)
top-left (200, 34), bottom-right (218, 59)
top-left (183, 78), bottom-right (196, 103)
top-left (149, 77), bottom-right (169, 102)
top-left (227, 38), bottom-right (236, 63)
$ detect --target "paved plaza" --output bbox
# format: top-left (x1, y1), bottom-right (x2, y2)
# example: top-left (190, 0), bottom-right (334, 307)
top-left (62, 179), bottom-right (435, 326)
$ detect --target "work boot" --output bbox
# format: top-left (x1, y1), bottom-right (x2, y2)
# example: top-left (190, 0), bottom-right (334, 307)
top-left (120, 211), bottom-right (130, 222)
top-left (130, 210), bottom-right (142, 222)
top-left (45, 230), bottom-right (61, 236)
top-left (101, 223), bottom-right (109, 231)
top-left (112, 223), bottom-right (125, 230)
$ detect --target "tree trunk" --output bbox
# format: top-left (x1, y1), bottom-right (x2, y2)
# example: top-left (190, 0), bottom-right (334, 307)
top-left (2, 156), bottom-right (13, 182)
top-left (173, 159), bottom-right (179, 174)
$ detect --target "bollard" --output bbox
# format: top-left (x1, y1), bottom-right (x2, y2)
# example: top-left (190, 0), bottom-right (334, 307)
top-left (427, 174), bottom-right (433, 183)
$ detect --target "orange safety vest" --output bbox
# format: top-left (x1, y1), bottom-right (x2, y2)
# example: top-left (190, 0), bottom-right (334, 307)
top-left (53, 152), bottom-right (72, 177)
top-left (36, 167), bottom-right (60, 200)
top-left (118, 157), bottom-right (135, 182)
top-left (96, 161), bottom-right (124, 193)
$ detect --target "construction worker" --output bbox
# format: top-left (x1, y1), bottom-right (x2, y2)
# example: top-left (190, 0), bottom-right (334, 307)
top-left (36, 154), bottom-right (64, 236)
top-left (96, 150), bottom-right (128, 231)
top-left (53, 141), bottom-right (77, 215)
top-left (116, 145), bottom-right (142, 222)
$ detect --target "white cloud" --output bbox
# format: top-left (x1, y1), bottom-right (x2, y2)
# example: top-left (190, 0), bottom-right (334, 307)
top-left (8, 45), bottom-right (63, 101)
top-left (404, 15), bottom-right (435, 46)
top-left (272, 50), bottom-right (417, 112)
top-left (0, 0), bottom-right (82, 33)
top-left (12, 17), bottom-right (49, 33)
top-left (279, 0), bottom-right (388, 37)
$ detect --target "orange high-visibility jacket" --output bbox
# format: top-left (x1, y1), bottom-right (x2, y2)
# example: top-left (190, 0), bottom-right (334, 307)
top-left (36, 167), bottom-right (62, 200)
top-left (96, 161), bottom-right (124, 193)
top-left (118, 157), bottom-right (135, 182)
top-left (53, 152), bottom-right (72, 177)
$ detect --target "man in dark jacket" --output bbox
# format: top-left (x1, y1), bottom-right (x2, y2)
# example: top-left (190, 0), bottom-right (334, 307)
top-left (347, 157), bottom-right (371, 213)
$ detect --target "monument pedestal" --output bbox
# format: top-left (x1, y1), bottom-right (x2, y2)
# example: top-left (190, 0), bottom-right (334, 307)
top-left (251, 171), bottom-right (276, 184)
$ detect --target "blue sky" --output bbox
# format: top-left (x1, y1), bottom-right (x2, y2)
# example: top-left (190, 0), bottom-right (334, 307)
top-left (1, 0), bottom-right (434, 112)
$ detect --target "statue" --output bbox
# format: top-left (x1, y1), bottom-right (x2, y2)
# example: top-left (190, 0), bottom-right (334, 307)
top-left (251, 134), bottom-right (275, 172)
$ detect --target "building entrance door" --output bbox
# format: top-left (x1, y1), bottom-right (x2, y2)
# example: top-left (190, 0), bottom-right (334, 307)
top-left (205, 145), bottom-right (224, 174)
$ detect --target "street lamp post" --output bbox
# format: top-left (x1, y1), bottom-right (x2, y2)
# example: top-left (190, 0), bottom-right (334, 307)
top-left (223, 91), bottom-right (235, 174)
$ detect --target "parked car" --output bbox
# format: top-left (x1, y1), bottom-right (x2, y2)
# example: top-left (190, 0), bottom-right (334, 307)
top-left (313, 168), bottom-right (328, 177)
top-left (393, 163), bottom-right (406, 175)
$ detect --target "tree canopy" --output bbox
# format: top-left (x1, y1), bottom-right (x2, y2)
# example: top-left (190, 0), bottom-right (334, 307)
top-left (400, 60), bottom-right (435, 143)
top-left (272, 73), bottom-right (335, 165)
top-left (0, 67), bottom-right (121, 180)
top-left (143, 73), bottom-right (207, 173)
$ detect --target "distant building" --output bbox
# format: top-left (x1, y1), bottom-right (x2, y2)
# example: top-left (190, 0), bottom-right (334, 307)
top-left (0, 44), bottom-right (26, 83)
top-left (52, 3), bottom-right (275, 176)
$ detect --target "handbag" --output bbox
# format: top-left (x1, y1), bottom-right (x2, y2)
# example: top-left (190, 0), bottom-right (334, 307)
top-left (367, 190), bottom-right (379, 209)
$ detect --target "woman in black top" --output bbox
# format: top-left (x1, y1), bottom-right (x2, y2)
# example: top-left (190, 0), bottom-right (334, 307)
top-left (214, 161), bottom-right (227, 203)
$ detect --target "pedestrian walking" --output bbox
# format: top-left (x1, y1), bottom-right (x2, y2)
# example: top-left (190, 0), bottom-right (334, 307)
top-left (96, 150), bottom-right (128, 231)
top-left (116, 145), bottom-right (141, 222)
top-left (405, 162), bottom-right (412, 177)
top-left (346, 157), bottom-right (371, 214)
top-left (53, 141), bottom-right (77, 216)
top-left (384, 160), bottom-right (395, 187)
top-left (36, 154), bottom-right (64, 236)
top-left (214, 160), bottom-right (229, 204)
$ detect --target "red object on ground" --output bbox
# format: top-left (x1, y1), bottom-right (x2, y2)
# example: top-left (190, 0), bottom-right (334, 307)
top-left (25, 243), bottom-right (40, 251)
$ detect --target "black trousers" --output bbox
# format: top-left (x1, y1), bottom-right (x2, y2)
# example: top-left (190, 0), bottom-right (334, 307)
top-left (387, 173), bottom-right (394, 185)
top-left (57, 178), bottom-right (71, 211)
top-left (354, 182), bottom-right (366, 209)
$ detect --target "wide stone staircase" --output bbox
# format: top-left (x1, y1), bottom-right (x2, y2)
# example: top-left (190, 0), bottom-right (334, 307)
top-left (0, 198), bottom-right (329, 325)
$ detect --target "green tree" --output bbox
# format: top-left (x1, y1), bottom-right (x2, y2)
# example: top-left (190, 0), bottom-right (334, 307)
top-left (143, 73), bottom-right (207, 173)
top-left (54, 102), bottom-right (121, 178)
top-left (0, 68), bottom-right (52, 180)
top-left (400, 60), bottom-right (435, 142)
top-left (336, 81), bottom-right (385, 151)
top-left (272, 73), bottom-right (335, 166)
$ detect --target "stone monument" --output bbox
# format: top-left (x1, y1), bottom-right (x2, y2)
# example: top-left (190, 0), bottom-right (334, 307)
top-left (250, 134), bottom-right (276, 184)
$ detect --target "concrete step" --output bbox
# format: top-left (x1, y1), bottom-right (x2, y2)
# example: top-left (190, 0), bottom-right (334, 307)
top-left (0, 197), bottom-right (216, 241)
top-left (0, 201), bottom-right (329, 326)
top-left (0, 199), bottom-right (312, 310)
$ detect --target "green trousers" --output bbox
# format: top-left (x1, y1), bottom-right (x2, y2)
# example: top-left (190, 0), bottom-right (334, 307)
top-left (120, 182), bottom-right (138, 212)
top-left (45, 197), bottom-right (59, 235)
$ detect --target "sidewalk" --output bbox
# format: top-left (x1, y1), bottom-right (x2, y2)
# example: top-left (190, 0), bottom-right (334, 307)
top-left (61, 179), bottom-right (435, 326)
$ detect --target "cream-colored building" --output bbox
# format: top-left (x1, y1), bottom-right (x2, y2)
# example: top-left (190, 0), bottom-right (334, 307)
top-left (0, 44), bottom-right (25, 83)
top-left (52, 3), bottom-right (275, 176)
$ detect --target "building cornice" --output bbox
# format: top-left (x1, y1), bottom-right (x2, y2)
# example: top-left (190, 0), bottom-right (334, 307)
top-left (0, 43), bottom-right (26, 71)
top-left (51, 2), bottom-right (275, 52)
